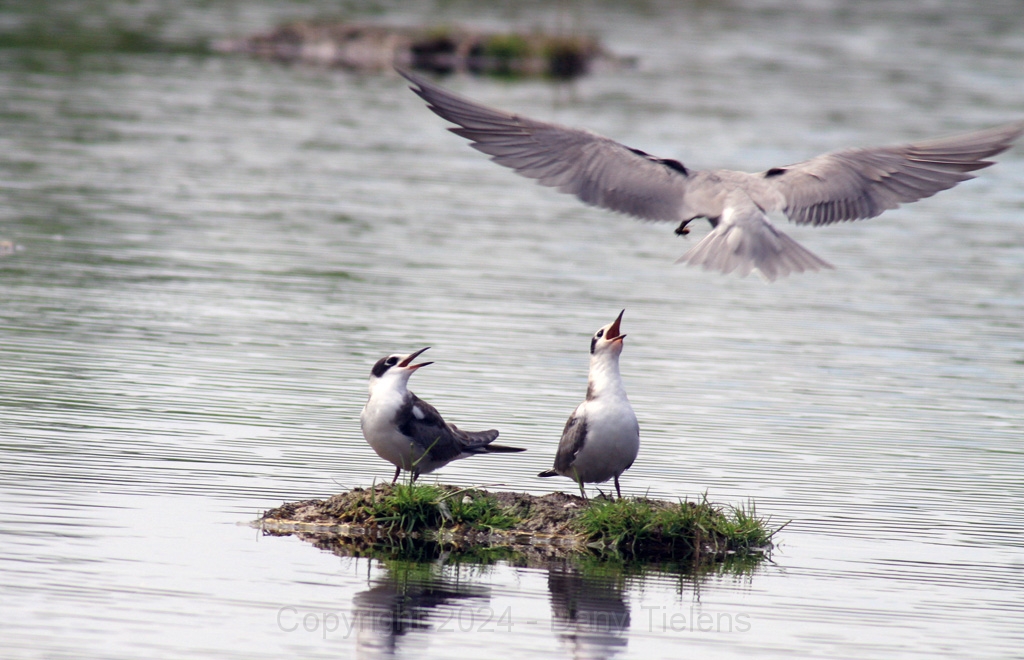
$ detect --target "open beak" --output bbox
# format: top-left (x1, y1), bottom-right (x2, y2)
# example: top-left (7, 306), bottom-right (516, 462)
top-left (398, 347), bottom-right (432, 370)
top-left (606, 309), bottom-right (626, 342)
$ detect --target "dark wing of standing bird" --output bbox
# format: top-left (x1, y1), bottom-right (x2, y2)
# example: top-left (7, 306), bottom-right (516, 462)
top-left (552, 411), bottom-right (587, 474)
top-left (397, 394), bottom-right (498, 463)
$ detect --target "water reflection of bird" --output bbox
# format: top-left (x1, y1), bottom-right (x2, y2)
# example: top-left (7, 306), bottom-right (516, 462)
top-left (360, 347), bottom-right (525, 483)
top-left (547, 564), bottom-right (631, 660)
top-left (352, 565), bottom-right (490, 659)
top-left (539, 311), bottom-right (639, 499)
top-left (399, 68), bottom-right (1023, 281)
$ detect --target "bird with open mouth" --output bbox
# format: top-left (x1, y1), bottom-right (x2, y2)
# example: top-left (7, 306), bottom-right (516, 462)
top-left (398, 67), bottom-right (1023, 281)
top-left (360, 347), bottom-right (526, 483)
top-left (539, 310), bottom-right (639, 499)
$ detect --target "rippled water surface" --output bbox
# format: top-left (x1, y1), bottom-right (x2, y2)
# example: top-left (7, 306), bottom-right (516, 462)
top-left (2, 1), bottom-right (1023, 658)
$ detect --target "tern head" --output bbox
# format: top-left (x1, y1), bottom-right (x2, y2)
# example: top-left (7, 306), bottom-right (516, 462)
top-left (368, 347), bottom-right (432, 393)
top-left (590, 310), bottom-right (626, 357)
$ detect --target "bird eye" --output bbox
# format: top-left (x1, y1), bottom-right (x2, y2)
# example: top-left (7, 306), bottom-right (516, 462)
top-left (596, 329), bottom-right (604, 338)
top-left (385, 356), bottom-right (398, 366)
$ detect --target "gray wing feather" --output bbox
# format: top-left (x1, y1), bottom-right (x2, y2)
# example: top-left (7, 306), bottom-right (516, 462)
top-left (553, 409), bottom-right (587, 474)
top-left (399, 395), bottom-right (498, 464)
top-left (447, 424), bottom-right (500, 450)
top-left (400, 68), bottom-right (690, 223)
top-left (766, 122), bottom-right (1024, 226)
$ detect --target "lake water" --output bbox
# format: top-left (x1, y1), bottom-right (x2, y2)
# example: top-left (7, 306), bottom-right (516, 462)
top-left (1, 1), bottom-right (1023, 658)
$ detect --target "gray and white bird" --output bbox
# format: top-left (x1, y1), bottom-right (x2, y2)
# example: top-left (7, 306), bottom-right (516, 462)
top-left (360, 347), bottom-right (525, 482)
top-left (399, 68), bottom-right (1023, 281)
top-left (539, 310), bottom-right (639, 499)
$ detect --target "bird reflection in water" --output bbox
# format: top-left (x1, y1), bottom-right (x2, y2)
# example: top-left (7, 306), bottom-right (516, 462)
top-left (548, 564), bottom-right (631, 660)
top-left (351, 556), bottom-right (490, 659)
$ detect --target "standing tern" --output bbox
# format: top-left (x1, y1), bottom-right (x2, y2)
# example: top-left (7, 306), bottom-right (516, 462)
top-left (539, 310), bottom-right (639, 499)
top-left (360, 347), bottom-right (525, 483)
top-left (398, 67), bottom-right (1023, 281)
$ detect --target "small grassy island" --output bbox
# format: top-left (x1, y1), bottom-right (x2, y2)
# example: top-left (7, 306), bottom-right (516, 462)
top-left (213, 21), bottom-right (626, 79)
top-left (257, 483), bottom-right (782, 565)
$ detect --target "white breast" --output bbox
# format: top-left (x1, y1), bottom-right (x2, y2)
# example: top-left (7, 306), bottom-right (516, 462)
top-left (360, 391), bottom-right (426, 471)
top-left (568, 395), bottom-right (639, 484)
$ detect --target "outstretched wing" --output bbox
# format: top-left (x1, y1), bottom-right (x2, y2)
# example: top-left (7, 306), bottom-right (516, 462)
top-left (399, 67), bottom-right (691, 223)
top-left (764, 122), bottom-right (1024, 226)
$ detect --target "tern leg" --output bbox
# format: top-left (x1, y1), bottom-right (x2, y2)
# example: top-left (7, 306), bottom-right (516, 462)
top-left (391, 466), bottom-right (401, 484)
top-left (614, 475), bottom-right (622, 500)
top-left (411, 470), bottom-right (420, 484)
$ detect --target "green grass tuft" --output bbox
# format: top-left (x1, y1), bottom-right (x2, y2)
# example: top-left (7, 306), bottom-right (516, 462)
top-left (358, 483), bottom-right (520, 533)
top-left (575, 494), bottom-right (778, 560)
top-left (483, 33), bottom-right (532, 60)
top-left (442, 488), bottom-right (521, 530)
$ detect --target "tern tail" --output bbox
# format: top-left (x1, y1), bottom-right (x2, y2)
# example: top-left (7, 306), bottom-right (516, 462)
top-left (483, 444), bottom-right (526, 453)
top-left (678, 219), bottom-right (833, 281)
